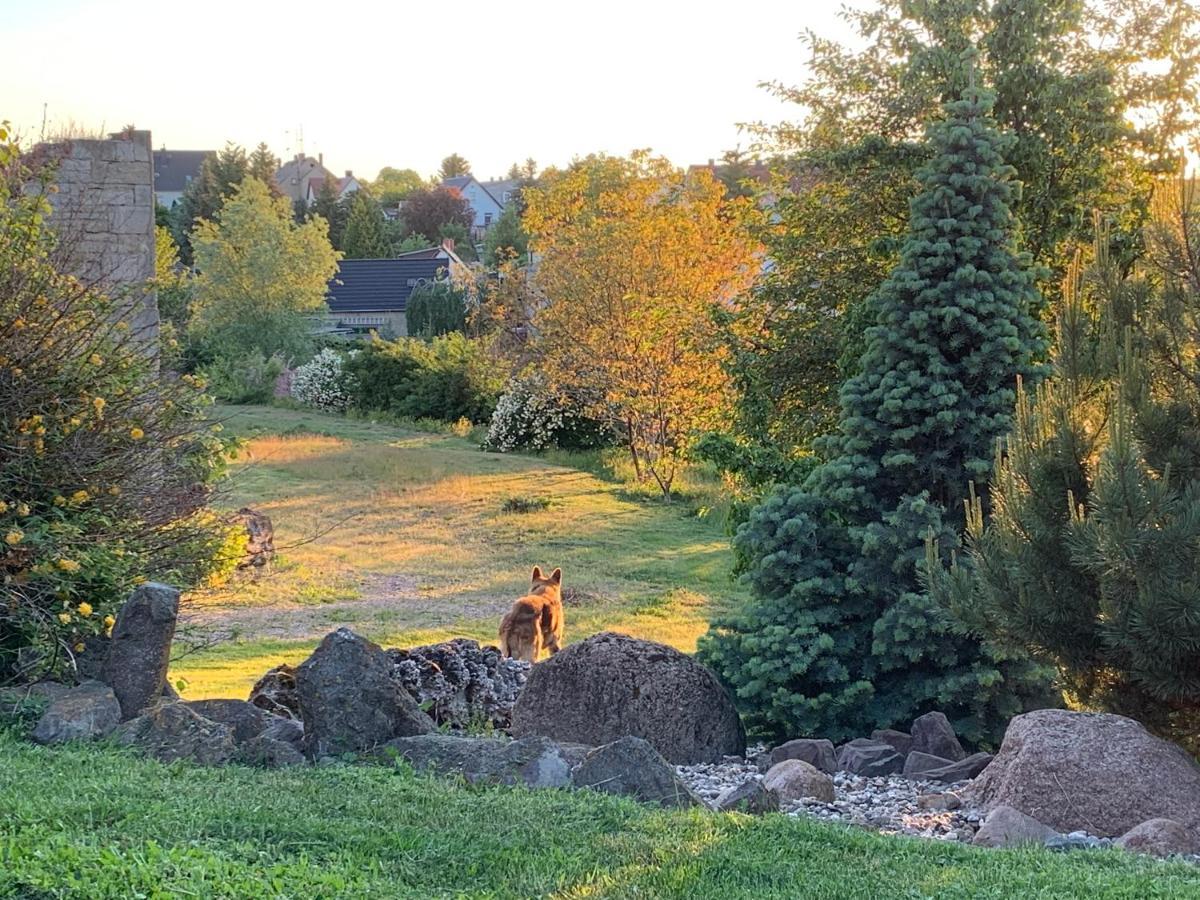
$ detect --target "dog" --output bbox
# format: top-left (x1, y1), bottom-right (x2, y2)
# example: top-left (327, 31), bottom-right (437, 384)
top-left (498, 566), bottom-right (564, 663)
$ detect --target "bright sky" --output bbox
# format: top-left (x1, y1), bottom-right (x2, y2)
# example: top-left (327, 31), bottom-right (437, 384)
top-left (2, 0), bottom-right (854, 182)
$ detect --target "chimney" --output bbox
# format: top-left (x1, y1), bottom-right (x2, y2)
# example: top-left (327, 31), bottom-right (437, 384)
top-left (708, 158), bottom-right (715, 167)
top-left (345, 169), bottom-right (353, 178)
top-left (318, 152), bottom-right (324, 167)
top-left (442, 237), bottom-right (455, 253)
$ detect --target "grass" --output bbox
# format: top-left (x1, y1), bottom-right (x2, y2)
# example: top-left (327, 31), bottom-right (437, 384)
top-left (1, 732), bottom-right (1194, 899)
top-left (174, 405), bottom-right (742, 699)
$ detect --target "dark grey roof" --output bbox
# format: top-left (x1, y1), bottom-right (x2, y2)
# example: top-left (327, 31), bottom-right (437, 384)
top-left (441, 175), bottom-right (474, 190)
top-left (326, 258), bottom-right (447, 313)
top-left (153, 149), bottom-right (213, 192)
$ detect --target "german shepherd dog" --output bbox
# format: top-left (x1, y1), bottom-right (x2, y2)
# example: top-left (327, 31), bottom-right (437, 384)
top-left (499, 566), bottom-right (564, 663)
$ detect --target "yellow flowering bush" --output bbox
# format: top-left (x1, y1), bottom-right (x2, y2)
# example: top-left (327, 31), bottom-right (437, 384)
top-left (0, 124), bottom-right (236, 681)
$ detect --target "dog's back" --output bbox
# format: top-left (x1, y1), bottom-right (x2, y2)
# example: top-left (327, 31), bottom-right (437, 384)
top-left (499, 566), bottom-right (564, 663)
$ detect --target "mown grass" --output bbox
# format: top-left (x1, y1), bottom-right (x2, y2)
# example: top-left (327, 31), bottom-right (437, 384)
top-left (0, 733), bottom-right (1193, 899)
top-left (174, 405), bottom-right (742, 699)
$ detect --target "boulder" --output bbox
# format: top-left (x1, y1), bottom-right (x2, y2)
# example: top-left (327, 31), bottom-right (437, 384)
top-left (236, 735), bottom-right (306, 768)
top-left (572, 736), bottom-right (704, 809)
top-left (1115, 819), bottom-right (1200, 858)
top-left (105, 583), bottom-right (179, 720)
top-left (31, 681), bottom-right (121, 744)
top-left (871, 729), bottom-right (914, 757)
top-left (296, 628), bottom-right (435, 758)
top-left (262, 716), bottom-right (304, 747)
top-left (511, 632), bottom-right (744, 764)
top-left (836, 738), bottom-right (904, 776)
top-left (910, 712), bottom-right (966, 762)
top-left (905, 751), bottom-right (993, 783)
top-left (387, 639), bottom-right (530, 732)
top-left (229, 507), bottom-right (275, 570)
top-left (966, 709), bottom-right (1200, 837)
top-left (972, 805), bottom-right (1061, 848)
top-left (716, 780), bottom-right (780, 815)
top-left (73, 634), bottom-right (111, 682)
top-left (768, 738), bottom-right (837, 774)
top-left (184, 699), bottom-right (269, 744)
top-left (382, 734), bottom-right (575, 789)
top-left (762, 759), bottom-right (835, 803)
top-left (917, 792), bottom-right (962, 812)
top-left (114, 702), bottom-right (237, 765)
top-left (248, 664), bottom-right (300, 719)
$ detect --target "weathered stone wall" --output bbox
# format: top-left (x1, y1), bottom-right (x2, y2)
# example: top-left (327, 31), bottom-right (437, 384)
top-left (41, 130), bottom-right (159, 345)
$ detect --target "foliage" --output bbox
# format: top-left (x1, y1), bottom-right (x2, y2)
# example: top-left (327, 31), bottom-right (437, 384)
top-left (522, 153), bottom-right (759, 497)
top-left (200, 349), bottom-right (285, 404)
top-left (247, 142), bottom-right (281, 198)
top-left (308, 176), bottom-right (349, 250)
top-left (931, 184), bottom-right (1200, 747)
top-left (371, 166), bottom-right (425, 204)
top-left (0, 127), bottom-right (232, 681)
top-left (406, 279), bottom-right (467, 337)
top-left (291, 347), bottom-right (356, 412)
top-left (169, 143), bottom-right (249, 263)
top-left (341, 191), bottom-right (392, 259)
top-left (484, 373), bottom-right (615, 453)
top-left (500, 495), bottom-right (552, 514)
top-left (345, 333), bottom-right (501, 423)
top-left (732, 0), bottom-right (1200, 458)
top-left (437, 221), bottom-right (476, 261)
top-left (187, 178), bottom-right (340, 367)
top-left (438, 153), bottom-right (470, 180)
top-left (152, 225), bottom-right (190, 334)
top-left (401, 186), bottom-right (473, 244)
top-left (699, 82), bottom-right (1056, 746)
top-left (483, 204), bottom-right (529, 267)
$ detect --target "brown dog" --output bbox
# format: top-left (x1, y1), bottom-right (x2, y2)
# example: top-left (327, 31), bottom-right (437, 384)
top-left (499, 566), bottom-right (564, 663)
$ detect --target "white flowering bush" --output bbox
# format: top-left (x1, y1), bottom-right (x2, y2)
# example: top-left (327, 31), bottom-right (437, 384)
top-left (485, 374), bottom-right (614, 452)
top-left (291, 348), bottom-right (357, 412)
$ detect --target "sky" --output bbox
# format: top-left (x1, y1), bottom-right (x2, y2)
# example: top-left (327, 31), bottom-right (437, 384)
top-left (1, 0), bottom-right (855, 182)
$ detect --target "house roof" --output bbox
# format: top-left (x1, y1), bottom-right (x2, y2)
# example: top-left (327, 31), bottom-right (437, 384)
top-left (480, 178), bottom-right (521, 205)
top-left (153, 149), bottom-right (213, 192)
top-left (441, 176), bottom-right (474, 190)
top-left (326, 258), bottom-right (448, 314)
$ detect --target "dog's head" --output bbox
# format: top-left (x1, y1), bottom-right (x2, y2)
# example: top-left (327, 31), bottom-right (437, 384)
top-left (530, 565), bottom-right (562, 598)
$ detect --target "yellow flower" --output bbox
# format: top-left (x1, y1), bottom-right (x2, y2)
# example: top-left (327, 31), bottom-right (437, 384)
top-left (108, 485), bottom-right (121, 496)
top-left (103, 615), bottom-right (115, 628)
top-left (0, 501), bottom-right (7, 514)
top-left (4, 530), bottom-right (22, 545)
top-left (89, 353), bottom-right (103, 366)
top-left (53, 495), bottom-right (66, 507)
top-left (129, 426), bottom-right (145, 440)
top-left (57, 612), bottom-right (71, 624)
top-left (16, 503), bottom-right (29, 516)
top-left (56, 558), bottom-right (80, 573)
top-left (12, 317), bottom-right (25, 330)
top-left (132, 575), bottom-right (147, 585)
top-left (92, 396), bottom-right (106, 418)
top-left (77, 601), bottom-right (93, 617)
top-left (68, 416), bottom-right (82, 428)
top-left (74, 642), bottom-right (85, 653)
top-left (71, 489), bottom-right (89, 504)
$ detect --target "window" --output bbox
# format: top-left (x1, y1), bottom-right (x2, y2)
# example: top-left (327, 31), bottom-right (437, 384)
top-left (484, 213), bottom-right (492, 226)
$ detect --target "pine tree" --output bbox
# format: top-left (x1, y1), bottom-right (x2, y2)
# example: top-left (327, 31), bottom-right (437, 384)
top-left (933, 182), bottom-right (1200, 748)
top-left (699, 73), bottom-right (1055, 746)
top-left (341, 192), bottom-right (392, 258)
top-left (310, 176), bottom-right (348, 250)
top-left (248, 142), bottom-right (281, 197)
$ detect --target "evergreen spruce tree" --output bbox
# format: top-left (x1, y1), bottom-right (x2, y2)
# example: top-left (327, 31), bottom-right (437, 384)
top-left (342, 192), bottom-right (392, 258)
top-left (248, 142), bottom-right (281, 198)
top-left (699, 71), bottom-right (1055, 746)
top-left (310, 176), bottom-right (348, 250)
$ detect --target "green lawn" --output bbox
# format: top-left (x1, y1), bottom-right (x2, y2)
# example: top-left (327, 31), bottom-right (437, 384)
top-left (174, 405), bottom-right (743, 698)
top-left (1, 733), bottom-right (1193, 899)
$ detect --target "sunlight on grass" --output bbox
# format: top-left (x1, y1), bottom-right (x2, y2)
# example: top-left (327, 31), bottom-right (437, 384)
top-left (173, 405), bottom-right (745, 699)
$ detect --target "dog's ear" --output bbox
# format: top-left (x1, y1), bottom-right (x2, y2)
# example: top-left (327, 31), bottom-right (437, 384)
top-left (549, 568), bottom-right (562, 585)
top-left (531, 565), bottom-right (543, 581)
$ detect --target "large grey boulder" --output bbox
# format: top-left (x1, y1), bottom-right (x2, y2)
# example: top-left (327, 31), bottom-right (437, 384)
top-left (836, 738), bottom-right (904, 776)
top-left (382, 734), bottom-right (575, 788)
top-left (184, 699), bottom-right (268, 744)
top-left (114, 702), bottom-right (237, 765)
top-left (972, 805), bottom-right (1061, 848)
top-left (32, 680), bottom-right (121, 744)
top-left (966, 709), bottom-right (1200, 837)
top-left (511, 632), bottom-right (744, 764)
top-left (296, 628), bottom-right (435, 758)
top-left (715, 780), bottom-right (779, 815)
top-left (871, 729), bottom-right (913, 757)
top-left (1115, 819), bottom-right (1200, 858)
top-left (762, 759), bottom-right (835, 803)
top-left (387, 639), bottom-right (530, 732)
top-left (261, 716), bottom-right (304, 747)
top-left (572, 736), bottom-right (704, 808)
top-left (768, 738), bottom-right (837, 774)
top-left (236, 735), bottom-right (306, 768)
top-left (910, 712), bottom-right (966, 762)
top-left (105, 583), bottom-right (179, 720)
top-left (903, 751), bottom-right (993, 783)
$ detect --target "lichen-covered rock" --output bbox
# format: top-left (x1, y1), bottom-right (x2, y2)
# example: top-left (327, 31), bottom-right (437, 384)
top-left (296, 628), bottom-right (435, 757)
top-left (387, 638), bottom-right (530, 731)
top-left (115, 702), bottom-right (237, 765)
top-left (105, 583), bottom-right (179, 720)
top-left (248, 664), bottom-right (300, 719)
top-left (32, 680), bottom-right (121, 744)
top-left (382, 734), bottom-right (575, 788)
top-left (572, 736), bottom-right (704, 809)
top-left (966, 709), bottom-right (1200, 837)
top-left (511, 632), bottom-right (745, 764)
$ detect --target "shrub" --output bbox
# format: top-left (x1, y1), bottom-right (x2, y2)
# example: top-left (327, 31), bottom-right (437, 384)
top-left (0, 127), bottom-right (234, 682)
top-left (291, 348), bottom-right (356, 412)
top-left (484, 374), bottom-right (614, 453)
top-left (346, 333), bottom-right (500, 423)
top-left (200, 350), bottom-right (285, 404)
top-left (500, 496), bottom-right (552, 514)
top-left (406, 280), bottom-right (468, 337)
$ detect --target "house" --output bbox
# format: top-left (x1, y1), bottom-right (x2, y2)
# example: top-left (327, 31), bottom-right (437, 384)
top-left (325, 256), bottom-right (452, 337)
top-left (440, 175), bottom-right (504, 237)
top-left (480, 177), bottom-right (522, 208)
top-left (302, 171), bottom-right (361, 206)
top-left (152, 149), bottom-right (213, 208)
top-left (395, 238), bottom-right (470, 282)
top-left (275, 153), bottom-right (360, 206)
